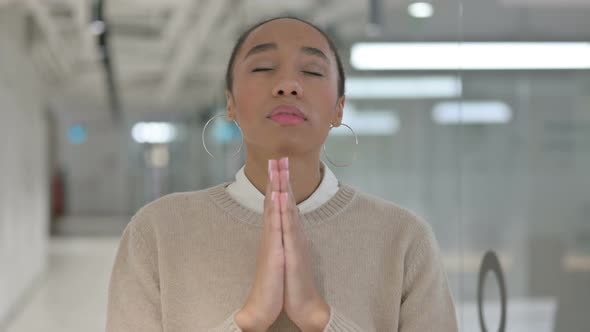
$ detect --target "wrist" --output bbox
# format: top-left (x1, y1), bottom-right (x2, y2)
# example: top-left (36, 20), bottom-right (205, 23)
top-left (311, 302), bottom-right (331, 332)
top-left (234, 308), bottom-right (267, 332)
top-left (299, 300), bottom-right (331, 332)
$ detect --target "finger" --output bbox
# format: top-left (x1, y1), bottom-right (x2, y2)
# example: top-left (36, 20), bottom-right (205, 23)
top-left (264, 160), bottom-right (278, 208)
top-left (263, 162), bottom-right (283, 250)
top-left (280, 191), bottom-right (300, 255)
top-left (271, 159), bottom-right (285, 249)
top-left (279, 159), bottom-right (297, 212)
top-left (264, 161), bottom-right (278, 226)
top-left (282, 156), bottom-right (289, 168)
top-left (264, 160), bottom-right (273, 209)
top-left (265, 159), bottom-right (271, 192)
top-left (270, 159), bottom-right (280, 193)
top-left (279, 157), bottom-right (289, 194)
top-left (271, 191), bottom-right (283, 249)
top-left (279, 178), bottom-right (300, 228)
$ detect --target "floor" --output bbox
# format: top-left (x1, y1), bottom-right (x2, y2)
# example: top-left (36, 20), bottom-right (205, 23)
top-left (4, 237), bottom-right (120, 332)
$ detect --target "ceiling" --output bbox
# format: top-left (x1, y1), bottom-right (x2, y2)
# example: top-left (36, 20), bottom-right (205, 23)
top-left (5, 0), bottom-right (590, 115)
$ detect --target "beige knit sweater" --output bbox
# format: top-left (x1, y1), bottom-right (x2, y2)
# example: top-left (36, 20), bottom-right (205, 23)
top-left (106, 182), bottom-right (458, 331)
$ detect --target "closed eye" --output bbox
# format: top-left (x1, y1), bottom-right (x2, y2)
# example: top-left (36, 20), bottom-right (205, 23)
top-left (252, 68), bottom-right (273, 72)
top-left (303, 71), bottom-right (323, 77)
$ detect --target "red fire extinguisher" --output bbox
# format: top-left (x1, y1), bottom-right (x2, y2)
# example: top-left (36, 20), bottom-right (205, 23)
top-left (51, 169), bottom-right (64, 221)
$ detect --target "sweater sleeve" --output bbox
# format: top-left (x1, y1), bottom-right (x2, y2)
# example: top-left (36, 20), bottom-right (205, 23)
top-left (398, 226), bottom-right (458, 332)
top-left (322, 305), bottom-right (365, 332)
top-left (106, 221), bottom-right (162, 331)
top-left (105, 221), bottom-right (245, 332)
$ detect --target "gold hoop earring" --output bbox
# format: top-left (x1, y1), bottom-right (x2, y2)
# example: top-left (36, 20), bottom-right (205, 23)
top-left (322, 123), bottom-right (358, 167)
top-left (202, 114), bottom-right (243, 159)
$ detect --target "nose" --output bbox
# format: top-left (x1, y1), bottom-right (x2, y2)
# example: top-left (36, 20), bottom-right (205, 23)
top-left (272, 78), bottom-right (303, 98)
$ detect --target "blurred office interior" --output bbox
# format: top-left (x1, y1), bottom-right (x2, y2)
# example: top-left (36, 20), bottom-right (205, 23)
top-left (0, 0), bottom-right (589, 331)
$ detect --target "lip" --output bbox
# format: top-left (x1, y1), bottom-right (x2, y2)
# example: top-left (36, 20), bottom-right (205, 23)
top-left (267, 105), bottom-right (307, 121)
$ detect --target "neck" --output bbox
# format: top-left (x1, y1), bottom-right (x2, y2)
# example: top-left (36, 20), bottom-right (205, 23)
top-left (244, 150), bottom-right (322, 204)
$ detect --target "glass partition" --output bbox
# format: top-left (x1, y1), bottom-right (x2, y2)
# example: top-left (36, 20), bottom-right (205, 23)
top-left (124, 2), bottom-right (590, 330)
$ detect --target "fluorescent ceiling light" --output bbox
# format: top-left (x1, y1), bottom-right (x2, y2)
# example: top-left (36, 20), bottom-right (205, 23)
top-left (351, 42), bottom-right (590, 70)
top-left (432, 101), bottom-right (512, 124)
top-left (408, 2), bottom-right (434, 18)
top-left (346, 76), bottom-right (461, 99)
top-left (332, 104), bottom-right (400, 135)
top-left (132, 122), bottom-right (177, 143)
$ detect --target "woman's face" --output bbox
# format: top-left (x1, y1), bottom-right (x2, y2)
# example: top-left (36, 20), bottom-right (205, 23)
top-left (226, 18), bottom-right (344, 156)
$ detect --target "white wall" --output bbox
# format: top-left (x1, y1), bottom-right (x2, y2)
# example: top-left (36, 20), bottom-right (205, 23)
top-left (0, 5), bottom-right (50, 328)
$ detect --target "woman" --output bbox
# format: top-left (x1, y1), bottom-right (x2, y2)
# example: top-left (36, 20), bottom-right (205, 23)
top-left (106, 16), bottom-right (458, 332)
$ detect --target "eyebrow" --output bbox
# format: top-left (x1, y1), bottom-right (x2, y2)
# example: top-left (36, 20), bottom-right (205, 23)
top-left (301, 46), bottom-right (330, 63)
top-left (244, 43), bottom-right (278, 59)
top-left (243, 42), bottom-right (330, 63)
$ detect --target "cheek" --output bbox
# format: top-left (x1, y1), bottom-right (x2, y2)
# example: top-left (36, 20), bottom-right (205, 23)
top-left (310, 83), bottom-right (339, 115)
top-left (232, 83), bottom-right (266, 133)
top-left (233, 79), bottom-right (259, 111)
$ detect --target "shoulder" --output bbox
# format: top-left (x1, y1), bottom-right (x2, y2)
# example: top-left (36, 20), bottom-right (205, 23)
top-left (345, 186), bottom-right (445, 274)
top-left (135, 188), bottom-right (210, 218)
top-left (349, 186), bottom-right (432, 231)
top-left (126, 183), bottom-right (226, 238)
top-left (344, 184), bottom-right (435, 244)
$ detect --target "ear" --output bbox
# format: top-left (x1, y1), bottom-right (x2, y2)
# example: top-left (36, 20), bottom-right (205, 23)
top-left (332, 95), bottom-right (346, 127)
top-left (225, 90), bottom-right (235, 121)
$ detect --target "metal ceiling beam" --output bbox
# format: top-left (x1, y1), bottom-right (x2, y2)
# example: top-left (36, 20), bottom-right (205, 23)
top-left (0, 0), bottom-right (17, 8)
top-left (311, 1), bottom-right (360, 27)
top-left (159, 0), bottom-right (230, 104)
top-left (71, 0), bottom-right (95, 61)
top-left (160, 0), bottom-right (202, 52)
top-left (108, 0), bottom-right (187, 11)
top-left (121, 6), bottom-right (239, 94)
top-left (94, 0), bottom-right (121, 119)
top-left (26, 0), bottom-right (72, 77)
top-left (169, 9), bottom-right (241, 102)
